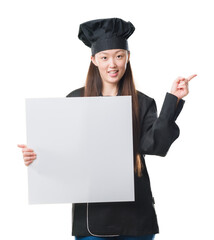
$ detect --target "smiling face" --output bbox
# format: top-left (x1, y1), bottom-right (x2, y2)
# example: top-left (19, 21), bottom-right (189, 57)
top-left (91, 49), bottom-right (130, 86)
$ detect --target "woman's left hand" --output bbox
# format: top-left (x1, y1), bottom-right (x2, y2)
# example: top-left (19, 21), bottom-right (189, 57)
top-left (170, 74), bottom-right (197, 100)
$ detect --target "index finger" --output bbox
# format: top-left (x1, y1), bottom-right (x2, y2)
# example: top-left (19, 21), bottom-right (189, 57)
top-left (187, 74), bottom-right (197, 81)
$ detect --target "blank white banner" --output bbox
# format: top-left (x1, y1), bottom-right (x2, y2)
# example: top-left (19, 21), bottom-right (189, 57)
top-left (26, 96), bottom-right (134, 204)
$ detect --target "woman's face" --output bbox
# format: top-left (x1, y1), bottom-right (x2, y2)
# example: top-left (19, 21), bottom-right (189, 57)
top-left (91, 49), bottom-right (130, 85)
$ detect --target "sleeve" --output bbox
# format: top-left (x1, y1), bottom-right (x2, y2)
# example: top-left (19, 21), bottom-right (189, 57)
top-left (139, 92), bottom-right (185, 157)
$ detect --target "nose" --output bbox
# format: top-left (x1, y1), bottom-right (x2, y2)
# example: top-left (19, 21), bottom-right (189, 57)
top-left (109, 57), bottom-right (117, 68)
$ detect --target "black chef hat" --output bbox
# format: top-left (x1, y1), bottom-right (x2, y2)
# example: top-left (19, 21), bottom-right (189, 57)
top-left (78, 18), bottom-right (135, 55)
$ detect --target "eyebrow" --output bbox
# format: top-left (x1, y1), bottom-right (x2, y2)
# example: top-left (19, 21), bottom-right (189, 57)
top-left (99, 50), bottom-right (125, 55)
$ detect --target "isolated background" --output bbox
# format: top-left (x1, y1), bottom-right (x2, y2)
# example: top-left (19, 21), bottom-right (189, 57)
top-left (0, 0), bottom-right (213, 239)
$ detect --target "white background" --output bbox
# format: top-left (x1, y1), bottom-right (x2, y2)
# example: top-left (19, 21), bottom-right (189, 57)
top-left (0, 0), bottom-right (213, 239)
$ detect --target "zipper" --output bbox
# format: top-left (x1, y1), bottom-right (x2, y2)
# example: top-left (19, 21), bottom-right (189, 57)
top-left (86, 203), bottom-right (119, 237)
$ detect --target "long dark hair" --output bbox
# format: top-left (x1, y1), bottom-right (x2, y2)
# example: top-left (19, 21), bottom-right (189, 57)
top-left (84, 60), bottom-right (143, 177)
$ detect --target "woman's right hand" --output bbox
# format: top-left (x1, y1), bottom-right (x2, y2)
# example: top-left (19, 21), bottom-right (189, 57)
top-left (17, 144), bottom-right (37, 166)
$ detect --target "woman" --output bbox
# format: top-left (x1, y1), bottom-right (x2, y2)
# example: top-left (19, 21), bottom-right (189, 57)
top-left (18, 18), bottom-right (197, 240)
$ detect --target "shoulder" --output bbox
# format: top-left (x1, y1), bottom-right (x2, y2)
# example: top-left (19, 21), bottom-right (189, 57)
top-left (66, 87), bottom-right (85, 97)
top-left (136, 90), bottom-right (157, 118)
top-left (136, 90), bottom-right (156, 108)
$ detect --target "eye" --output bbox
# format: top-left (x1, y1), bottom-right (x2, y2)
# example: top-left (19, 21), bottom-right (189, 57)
top-left (117, 55), bottom-right (123, 59)
top-left (101, 56), bottom-right (107, 60)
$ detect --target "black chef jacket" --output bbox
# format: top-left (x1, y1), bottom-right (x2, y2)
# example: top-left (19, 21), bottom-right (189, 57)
top-left (66, 87), bottom-right (185, 237)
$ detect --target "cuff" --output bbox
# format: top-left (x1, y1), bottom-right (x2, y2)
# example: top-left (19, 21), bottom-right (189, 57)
top-left (159, 92), bottom-right (185, 122)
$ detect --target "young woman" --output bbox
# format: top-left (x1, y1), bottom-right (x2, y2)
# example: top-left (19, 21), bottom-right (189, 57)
top-left (18, 18), bottom-right (197, 240)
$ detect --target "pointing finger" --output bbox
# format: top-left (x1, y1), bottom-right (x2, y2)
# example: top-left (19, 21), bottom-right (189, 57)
top-left (187, 74), bottom-right (197, 82)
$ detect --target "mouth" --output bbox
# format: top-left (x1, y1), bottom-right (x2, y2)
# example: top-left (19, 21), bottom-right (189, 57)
top-left (108, 70), bottom-right (119, 77)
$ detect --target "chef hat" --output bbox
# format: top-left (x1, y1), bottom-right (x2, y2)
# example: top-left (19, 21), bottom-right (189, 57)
top-left (78, 18), bottom-right (135, 55)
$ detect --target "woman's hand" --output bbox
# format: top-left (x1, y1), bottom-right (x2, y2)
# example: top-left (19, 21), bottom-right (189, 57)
top-left (17, 144), bottom-right (37, 166)
top-left (171, 74), bottom-right (197, 101)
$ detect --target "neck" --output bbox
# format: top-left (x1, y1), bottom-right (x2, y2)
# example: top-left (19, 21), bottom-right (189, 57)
top-left (102, 82), bottom-right (119, 96)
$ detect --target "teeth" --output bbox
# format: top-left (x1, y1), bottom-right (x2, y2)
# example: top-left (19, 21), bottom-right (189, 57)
top-left (109, 70), bottom-right (118, 73)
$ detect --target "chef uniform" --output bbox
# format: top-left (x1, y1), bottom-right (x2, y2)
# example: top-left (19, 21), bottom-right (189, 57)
top-left (67, 18), bottom-right (185, 239)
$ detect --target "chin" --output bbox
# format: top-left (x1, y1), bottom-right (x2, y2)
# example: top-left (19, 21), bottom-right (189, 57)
top-left (107, 76), bottom-right (121, 83)
top-left (106, 79), bottom-right (120, 85)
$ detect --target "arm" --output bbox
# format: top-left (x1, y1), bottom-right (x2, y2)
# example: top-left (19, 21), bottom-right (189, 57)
top-left (139, 92), bottom-right (185, 157)
top-left (139, 73), bottom-right (197, 157)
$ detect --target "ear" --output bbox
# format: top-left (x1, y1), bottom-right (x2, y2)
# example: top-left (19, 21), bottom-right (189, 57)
top-left (91, 55), bottom-right (98, 67)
